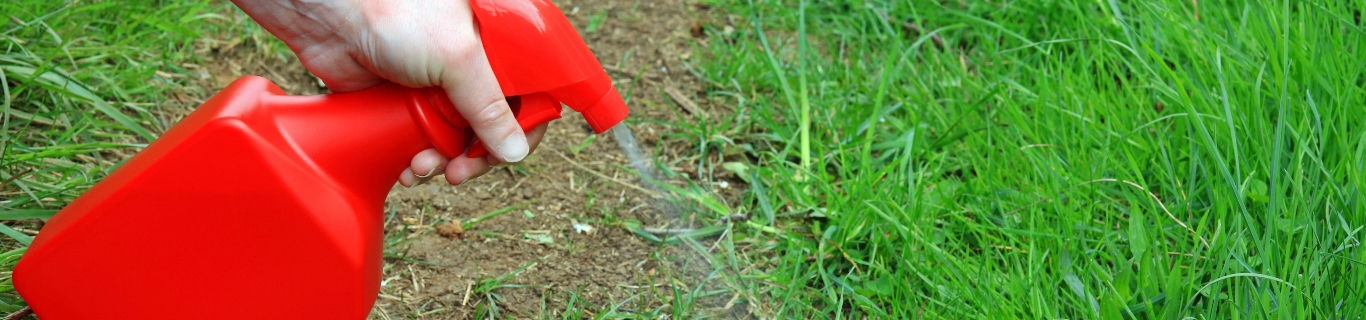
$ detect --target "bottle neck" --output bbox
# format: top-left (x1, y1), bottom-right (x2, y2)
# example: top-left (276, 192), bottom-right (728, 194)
top-left (262, 84), bottom-right (465, 200)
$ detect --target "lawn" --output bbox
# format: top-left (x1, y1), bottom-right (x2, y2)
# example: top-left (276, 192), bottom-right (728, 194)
top-left (0, 0), bottom-right (289, 313)
top-left (2, 0), bottom-right (1364, 319)
top-left (685, 0), bottom-right (1366, 318)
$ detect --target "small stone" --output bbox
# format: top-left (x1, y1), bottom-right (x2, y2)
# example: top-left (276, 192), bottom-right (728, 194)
top-left (522, 188), bottom-right (536, 199)
top-left (436, 221), bottom-right (463, 239)
top-left (573, 222), bottom-right (594, 234)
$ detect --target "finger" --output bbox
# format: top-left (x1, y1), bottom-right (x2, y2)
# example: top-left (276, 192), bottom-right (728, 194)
top-left (409, 148), bottom-right (448, 179)
top-left (397, 168), bottom-right (418, 188)
top-left (441, 41), bottom-right (528, 163)
top-left (484, 123), bottom-right (548, 167)
top-left (483, 154), bottom-right (502, 167)
top-left (444, 155), bottom-right (492, 185)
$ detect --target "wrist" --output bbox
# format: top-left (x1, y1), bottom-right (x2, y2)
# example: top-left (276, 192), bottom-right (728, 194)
top-left (232, 0), bottom-right (364, 53)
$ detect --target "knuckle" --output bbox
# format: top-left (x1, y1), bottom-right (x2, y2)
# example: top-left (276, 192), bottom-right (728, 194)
top-left (467, 99), bottom-right (514, 127)
top-left (439, 40), bottom-right (482, 65)
top-left (452, 42), bottom-right (482, 60)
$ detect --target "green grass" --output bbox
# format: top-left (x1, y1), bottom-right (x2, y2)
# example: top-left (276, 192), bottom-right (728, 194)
top-left (5, 0), bottom-right (1365, 318)
top-left (674, 0), bottom-right (1366, 318)
top-left (0, 0), bottom-right (290, 312)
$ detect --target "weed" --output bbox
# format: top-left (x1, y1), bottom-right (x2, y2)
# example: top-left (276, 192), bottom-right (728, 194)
top-left (672, 0), bottom-right (1366, 318)
top-left (472, 259), bottom-right (545, 319)
top-left (0, 0), bottom-right (270, 311)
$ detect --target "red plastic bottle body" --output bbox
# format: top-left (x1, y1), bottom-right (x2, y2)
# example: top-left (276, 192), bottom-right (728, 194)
top-left (13, 77), bottom-right (454, 319)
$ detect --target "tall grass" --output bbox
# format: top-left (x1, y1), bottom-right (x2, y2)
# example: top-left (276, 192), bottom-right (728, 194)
top-left (686, 0), bottom-right (1366, 318)
top-left (0, 0), bottom-right (272, 311)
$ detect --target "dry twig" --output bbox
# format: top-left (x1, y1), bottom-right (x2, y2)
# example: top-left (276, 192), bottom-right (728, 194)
top-left (601, 64), bottom-right (660, 80)
top-left (640, 227), bottom-right (695, 236)
top-left (664, 87), bottom-right (708, 118)
top-left (554, 151), bottom-right (660, 196)
top-left (4, 307), bottom-right (33, 320)
top-left (1084, 178), bottom-right (1211, 247)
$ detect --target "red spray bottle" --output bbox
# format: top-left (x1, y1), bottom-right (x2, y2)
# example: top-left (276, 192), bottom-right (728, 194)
top-left (11, 0), bottom-right (628, 318)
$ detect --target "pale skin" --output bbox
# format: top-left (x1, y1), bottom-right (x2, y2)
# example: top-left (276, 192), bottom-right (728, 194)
top-left (229, 0), bottom-right (546, 187)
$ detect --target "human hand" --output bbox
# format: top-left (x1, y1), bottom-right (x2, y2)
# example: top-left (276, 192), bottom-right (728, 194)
top-left (230, 0), bottom-right (542, 186)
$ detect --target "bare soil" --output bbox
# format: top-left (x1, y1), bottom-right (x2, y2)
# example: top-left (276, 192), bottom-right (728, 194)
top-left (375, 1), bottom-right (730, 317)
top-left (193, 0), bottom-right (731, 318)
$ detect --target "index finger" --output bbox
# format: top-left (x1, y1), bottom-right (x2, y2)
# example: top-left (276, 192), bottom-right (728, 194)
top-left (440, 41), bottom-right (528, 163)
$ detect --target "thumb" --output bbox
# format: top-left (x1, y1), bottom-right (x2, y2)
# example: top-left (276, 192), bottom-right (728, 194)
top-left (442, 43), bottom-right (528, 163)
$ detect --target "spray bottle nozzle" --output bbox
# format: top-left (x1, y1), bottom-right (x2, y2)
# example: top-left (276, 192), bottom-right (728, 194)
top-left (425, 0), bottom-right (630, 159)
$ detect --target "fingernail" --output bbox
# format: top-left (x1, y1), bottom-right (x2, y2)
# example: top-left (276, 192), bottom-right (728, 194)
top-left (415, 166), bottom-right (439, 179)
top-left (451, 174), bottom-right (474, 186)
top-left (495, 131), bottom-right (529, 163)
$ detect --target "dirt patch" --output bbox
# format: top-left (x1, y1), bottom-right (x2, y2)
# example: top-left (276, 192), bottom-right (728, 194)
top-left (371, 1), bottom-right (729, 318)
top-left (186, 0), bottom-right (726, 318)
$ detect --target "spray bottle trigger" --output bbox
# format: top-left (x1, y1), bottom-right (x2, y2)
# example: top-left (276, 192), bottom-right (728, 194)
top-left (465, 93), bottom-right (562, 158)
